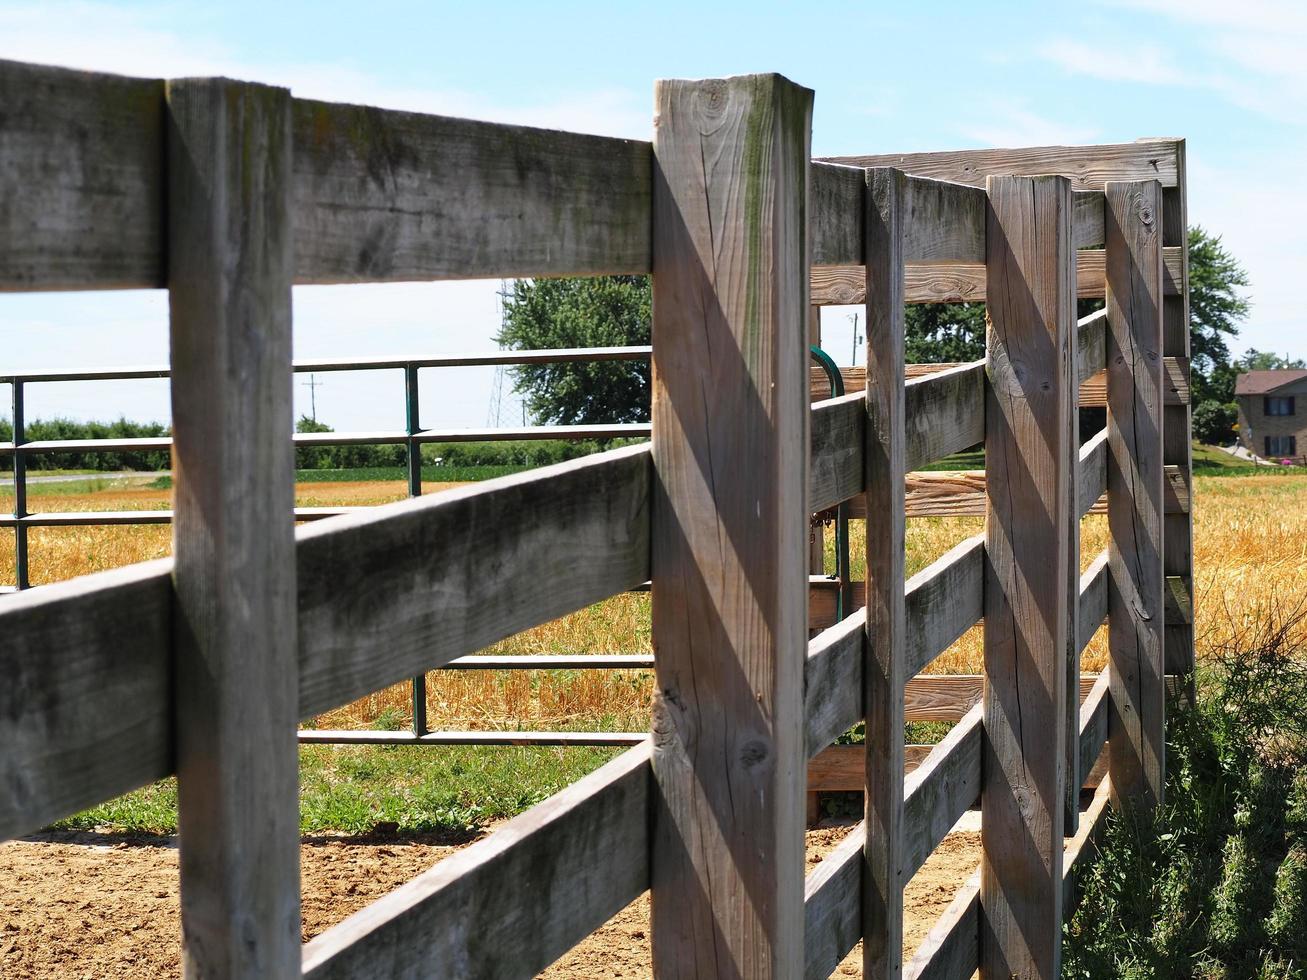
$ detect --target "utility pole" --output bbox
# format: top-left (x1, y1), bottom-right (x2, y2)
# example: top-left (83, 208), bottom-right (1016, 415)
top-left (302, 373), bottom-right (324, 422)
top-left (848, 312), bottom-right (862, 364)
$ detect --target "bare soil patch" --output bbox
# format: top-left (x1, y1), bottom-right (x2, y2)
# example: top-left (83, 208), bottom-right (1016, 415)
top-left (1, 823), bottom-right (979, 978)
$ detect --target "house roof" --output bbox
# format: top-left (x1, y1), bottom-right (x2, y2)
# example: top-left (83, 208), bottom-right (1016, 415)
top-left (1235, 370), bottom-right (1307, 396)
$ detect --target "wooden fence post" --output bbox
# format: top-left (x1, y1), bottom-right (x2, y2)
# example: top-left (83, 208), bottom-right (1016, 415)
top-left (167, 78), bottom-right (301, 979)
top-left (1106, 179), bottom-right (1166, 808)
top-left (863, 166), bottom-right (906, 980)
top-left (1159, 142), bottom-right (1194, 679)
top-left (981, 175), bottom-right (1073, 979)
top-left (649, 72), bottom-right (811, 978)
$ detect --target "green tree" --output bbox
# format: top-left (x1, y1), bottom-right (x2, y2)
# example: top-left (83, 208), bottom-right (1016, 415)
top-left (1189, 226), bottom-right (1252, 406)
top-left (904, 303), bottom-right (985, 363)
top-left (496, 276), bottom-right (651, 425)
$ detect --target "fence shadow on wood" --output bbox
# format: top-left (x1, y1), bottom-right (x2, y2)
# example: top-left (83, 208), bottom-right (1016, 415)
top-left (0, 60), bottom-right (1192, 979)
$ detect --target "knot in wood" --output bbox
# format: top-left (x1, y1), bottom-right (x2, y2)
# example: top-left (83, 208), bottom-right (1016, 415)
top-left (739, 738), bottom-right (770, 771)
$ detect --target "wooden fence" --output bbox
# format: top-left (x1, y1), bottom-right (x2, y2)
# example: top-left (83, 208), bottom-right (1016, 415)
top-left (0, 61), bottom-right (1190, 978)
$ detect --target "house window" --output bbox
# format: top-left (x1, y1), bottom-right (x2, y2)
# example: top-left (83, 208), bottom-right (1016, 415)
top-left (1265, 395), bottom-right (1296, 416)
top-left (1265, 435), bottom-right (1297, 457)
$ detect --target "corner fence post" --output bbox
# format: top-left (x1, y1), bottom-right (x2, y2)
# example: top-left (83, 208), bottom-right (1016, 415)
top-left (1106, 179), bottom-right (1166, 809)
top-left (166, 77), bottom-right (301, 978)
top-left (863, 166), bottom-right (907, 980)
top-left (405, 362), bottom-right (428, 737)
top-left (649, 72), bottom-right (811, 978)
top-left (1160, 143), bottom-right (1195, 680)
top-left (981, 174), bottom-right (1073, 979)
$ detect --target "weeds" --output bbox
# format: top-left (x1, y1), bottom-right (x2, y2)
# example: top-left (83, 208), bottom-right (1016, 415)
top-left (1065, 599), bottom-right (1307, 979)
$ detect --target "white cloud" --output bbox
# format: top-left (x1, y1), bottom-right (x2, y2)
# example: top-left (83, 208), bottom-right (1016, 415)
top-left (1040, 39), bottom-right (1193, 86)
top-left (959, 103), bottom-right (1100, 148)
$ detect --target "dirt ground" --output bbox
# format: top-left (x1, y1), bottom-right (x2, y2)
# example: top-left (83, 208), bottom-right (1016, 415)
top-left (0, 821), bottom-right (980, 978)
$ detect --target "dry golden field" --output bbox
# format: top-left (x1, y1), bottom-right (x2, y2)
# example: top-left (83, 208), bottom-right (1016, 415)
top-left (3, 469), bottom-right (1305, 734)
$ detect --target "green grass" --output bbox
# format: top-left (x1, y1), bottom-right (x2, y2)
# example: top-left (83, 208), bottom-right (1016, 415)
top-left (1064, 602), bottom-right (1307, 978)
top-left (54, 743), bottom-right (622, 836)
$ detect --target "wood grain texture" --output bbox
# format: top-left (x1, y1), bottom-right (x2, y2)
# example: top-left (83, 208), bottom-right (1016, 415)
top-left (290, 97), bottom-right (652, 283)
top-left (0, 560), bottom-right (172, 842)
top-left (981, 174), bottom-right (1073, 978)
top-left (904, 175), bottom-right (985, 262)
top-left (810, 246), bottom-right (1182, 305)
top-left (296, 444), bottom-right (651, 718)
top-left (862, 167), bottom-right (909, 980)
top-left (904, 867), bottom-right (981, 980)
top-left (1078, 672), bottom-right (1111, 784)
top-left (166, 77), bottom-right (300, 979)
top-left (805, 710), bottom-right (982, 980)
top-left (649, 74), bottom-right (810, 978)
top-left (904, 533), bottom-right (984, 675)
top-left (803, 608), bottom-right (866, 758)
top-left (1078, 308), bottom-right (1108, 385)
top-left (1078, 356), bottom-right (1188, 408)
top-left (821, 139), bottom-right (1182, 190)
top-left (1162, 140), bottom-right (1195, 678)
top-left (0, 59), bottom-right (165, 291)
top-left (810, 391), bottom-right (865, 511)
top-left (806, 744), bottom-right (934, 792)
top-left (1079, 551), bottom-right (1111, 656)
top-left (1106, 179), bottom-right (1167, 811)
top-left (811, 161), bottom-right (864, 265)
top-left (905, 361), bottom-right (985, 471)
top-left (803, 821), bottom-right (865, 980)
top-left (1073, 191), bottom-right (1106, 248)
top-left (302, 744), bottom-right (651, 979)
top-left (1079, 428), bottom-right (1109, 519)
top-left (903, 706), bottom-right (982, 877)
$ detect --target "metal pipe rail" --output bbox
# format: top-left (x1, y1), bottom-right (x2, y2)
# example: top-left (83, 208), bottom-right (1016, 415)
top-left (3, 345), bottom-right (653, 747)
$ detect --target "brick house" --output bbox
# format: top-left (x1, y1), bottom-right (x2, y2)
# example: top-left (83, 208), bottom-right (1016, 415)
top-left (1235, 369), bottom-right (1307, 460)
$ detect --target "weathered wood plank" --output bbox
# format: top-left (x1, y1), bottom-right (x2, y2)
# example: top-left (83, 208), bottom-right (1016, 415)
top-left (1079, 428), bottom-right (1109, 519)
top-left (296, 444), bottom-right (651, 718)
top-left (905, 534), bottom-right (984, 676)
top-left (1078, 356), bottom-right (1189, 408)
top-left (904, 175), bottom-right (986, 262)
top-left (1078, 672), bottom-right (1111, 783)
top-left (905, 866), bottom-right (982, 980)
top-left (821, 139), bottom-right (1182, 190)
top-left (1162, 140), bottom-right (1195, 678)
top-left (1080, 551), bottom-right (1110, 655)
top-left (1106, 179), bottom-right (1167, 811)
top-left (290, 98), bottom-right (652, 283)
top-left (811, 245), bottom-right (1183, 305)
top-left (862, 167), bottom-right (909, 980)
top-left (806, 743), bottom-right (934, 792)
top-left (301, 744), bottom-right (650, 979)
top-left (803, 608), bottom-right (866, 758)
top-left (1078, 308), bottom-right (1109, 385)
top-left (1063, 779), bottom-right (1113, 915)
top-left (649, 73), bottom-right (810, 978)
top-left (982, 174), bottom-right (1073, 977)
top-left (804, 822), bottom-right (865, 980)
top-left (811, 161), bottom-right (864, 265)
top-left (804, 710), bottom-right (982, 979)
top-left (1074, 191), bottom-right (1106, 248)
top-left (905, 361), bottom-right (985, 471)
top-left (0, 560), bottom-right (172, 842)
top-left (0, 59), bottom-right (165, 291)
top-left (810, 391), bottom-right (864, 511)
top-left (166, 77), bottom-right (300, 979)
top-left (903, 706), bottom-right (983, 878)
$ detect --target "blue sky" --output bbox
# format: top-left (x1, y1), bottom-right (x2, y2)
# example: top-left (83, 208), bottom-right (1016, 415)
top-left (2, 0), bottom-right (1303, 430)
